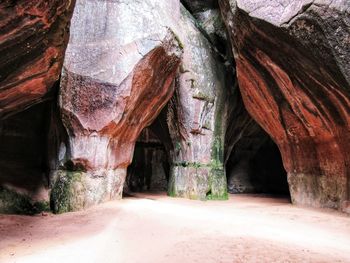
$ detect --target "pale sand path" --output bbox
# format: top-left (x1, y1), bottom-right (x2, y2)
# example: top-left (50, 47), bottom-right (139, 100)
top-left (0, 193), bottom-right (349, 263)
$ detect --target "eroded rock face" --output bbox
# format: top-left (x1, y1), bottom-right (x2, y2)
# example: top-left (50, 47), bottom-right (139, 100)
top-left (220, 0), bottom-right (350, 210)
top-left (181, 0), bottom-right (227, 53)
top-left (0, 1), bottom-right (75, 214)
top-left (52, 0), bottom-right (182, 212)
top-left (0, 1), bottom-right (75, 119)
top-left (166, 6), bottom-right (229, 200)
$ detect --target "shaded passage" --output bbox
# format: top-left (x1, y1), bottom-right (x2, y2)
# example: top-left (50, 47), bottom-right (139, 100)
top-left (227, 132), bottom-right (290, 197)
top-left (125, 127), bottom-right (170, 194)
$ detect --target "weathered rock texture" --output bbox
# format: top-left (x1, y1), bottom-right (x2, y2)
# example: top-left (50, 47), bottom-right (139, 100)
top-left (182, 0), bottom-right (219, 13)
top-left (182, 0), bottom-right (227, 54)
top-left (52, 0), bottom-right (183, 212)
top-left (0, 1), bottom-right (75, 214)
top-left (166, 6), bottom-right (229, 200)
top-left (0, 0), bottom-right (75, 119)
top-left (220, 0), bottom-right (350, 210)
top-left (2, 0), bottom-right (349, 215)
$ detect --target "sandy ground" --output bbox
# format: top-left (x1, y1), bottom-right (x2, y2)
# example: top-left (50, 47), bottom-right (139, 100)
top-left (0, 193), bottom-right (350, 263)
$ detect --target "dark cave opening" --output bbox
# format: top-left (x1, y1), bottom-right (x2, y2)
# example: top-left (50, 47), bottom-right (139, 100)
top-left (223, 78), bottom-right (290, 199)
top-left (251, 138), bottom-right (290, 196)
top-left (226, 131), bottom-right (290, 198)
top-left (0, 101), bottom-right (51, 196)
top-left (123, 106), bottom-right (172, 196)
top-left (124, 128), bottom-right (170, 195)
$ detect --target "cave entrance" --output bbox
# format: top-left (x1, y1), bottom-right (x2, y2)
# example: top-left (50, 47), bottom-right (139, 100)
top-left (123, 107), bottom-right (171, 197)
top-left (0, 101), bottom-right (52, 208)
top-left (226, 128), bottom-right (290, 199)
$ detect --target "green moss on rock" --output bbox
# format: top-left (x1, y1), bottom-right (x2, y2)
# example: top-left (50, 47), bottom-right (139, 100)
top-left (207, 168), bottom-right (228, 200)
top-left (168, 163), bottom-right (228, 201)
top-left (206, 191), bottom-right (228, 200)
top-left (50, 171), bottom-right (85, 214)
top-left (167, 188), bottom-right (177, 198)
top-left (0, 186), bottom-right (50, 215)
top-left (173, 32), bottom-right (185, 50)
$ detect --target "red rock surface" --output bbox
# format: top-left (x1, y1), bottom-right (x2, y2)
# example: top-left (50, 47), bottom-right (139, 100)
top-left (0, 1), bottom-right (75, 119)
top-left (220, 0), bottom-right (350, 210)
top-left (60, 42), bottom-right (181, 171)
top-left (1, 0), bottom-right (349, 215)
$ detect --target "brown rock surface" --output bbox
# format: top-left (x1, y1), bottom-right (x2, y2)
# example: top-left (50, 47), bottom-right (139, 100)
top-left (220, 0), bottom-right (350, 210)
top-left (0, 1), bottom-right (75, 119)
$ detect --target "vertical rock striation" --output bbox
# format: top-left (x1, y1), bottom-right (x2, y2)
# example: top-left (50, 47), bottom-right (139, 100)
top-left (52, 0), bottom-right (183, 212)
top-left (167, 5), bottom-right (230, 200)
top-left (220, 0), bottom-right (350, 210)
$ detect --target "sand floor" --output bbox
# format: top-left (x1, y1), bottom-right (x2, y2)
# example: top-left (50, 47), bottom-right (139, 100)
top-left (0, 193), bottom-right (350, 263)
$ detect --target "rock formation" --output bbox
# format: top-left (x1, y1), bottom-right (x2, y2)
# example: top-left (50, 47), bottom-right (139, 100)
top-left (182, 0), bottom-right (219, 13)
top-left (1, 0), bottom-right (349, 214)
top-left (51, 0), bottom-right (183, 212)
top-left (165, 5), bottom-right (230, 200)
top-left (182, 0), bottom-right (227, 51)
top-left (0, 0), bottom-right (75, 119)
top-left (220, 0), bottom-right (350, 210)
top-left (0, 1), bottom-right (75, 213)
